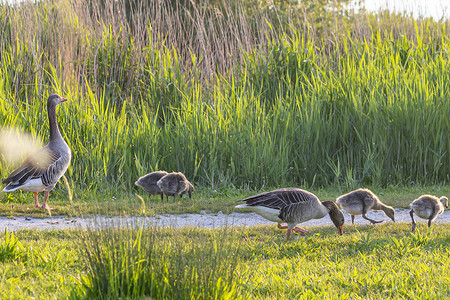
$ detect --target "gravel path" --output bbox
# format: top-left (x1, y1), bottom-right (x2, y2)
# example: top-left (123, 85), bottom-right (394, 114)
top-left (0, 208), bottom-right (449, 231)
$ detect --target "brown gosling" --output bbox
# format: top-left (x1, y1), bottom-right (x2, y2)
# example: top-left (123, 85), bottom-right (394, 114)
top-left (235, 188), bottom-right (345, 241)
top-left (410, 195), bottom-right (448, 232)
top-left (156, 172), bottom-right (194, 202)
top-left (336, 188), bottom-right (395, 224)
top-left (135, 171), bottom-right (168, 200)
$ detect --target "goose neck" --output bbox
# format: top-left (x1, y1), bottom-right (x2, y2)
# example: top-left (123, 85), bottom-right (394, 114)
top-left (48, 102), bottom-right (62, 141)
top-left (378, 203), bottom-right (391, 213)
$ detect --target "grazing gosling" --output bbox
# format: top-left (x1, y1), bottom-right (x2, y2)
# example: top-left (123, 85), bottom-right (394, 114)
top-left (157, 172), bottom-right (194, 202)
top-left (235, 188), bottom-right (345, 241)
top-left (410, 195), bottom-right (448, 232)
top-left (135, 171), bottom-right (168, 200)
top-left (336, 188), bottom-right (395, 224)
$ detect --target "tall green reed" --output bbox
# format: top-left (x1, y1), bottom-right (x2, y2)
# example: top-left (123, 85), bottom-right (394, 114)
top-left (0, 0), bottom-right (448, 194)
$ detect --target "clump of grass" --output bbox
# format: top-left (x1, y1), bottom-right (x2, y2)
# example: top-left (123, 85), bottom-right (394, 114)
top-left (0, 230), bottom-right (27, 262)
top-left (75, 222), bottom-right (244, 299)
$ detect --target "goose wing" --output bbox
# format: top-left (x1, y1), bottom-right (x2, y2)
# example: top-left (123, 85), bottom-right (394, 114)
top-left (238, 188), bottom-right (318, 210)
top-left (2, 146), bottom-right (60, 187)
top-left (279, 201), bottom-right (316, 223)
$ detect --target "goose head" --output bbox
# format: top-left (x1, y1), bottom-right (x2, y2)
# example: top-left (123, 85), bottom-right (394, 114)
top-left (322, 201), bottom-right (345, 235)
top-left (188, 183), bottom-right (194, 198)
top-left (384, 206), bottom-right (396, 222)
top-left (47, 94), bottom-right (68, 107)
top-left (440, 196), bottom-right (449, 208)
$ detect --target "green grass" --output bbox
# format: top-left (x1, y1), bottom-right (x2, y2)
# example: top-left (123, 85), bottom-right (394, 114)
top-left (0, 230), bottom-right (82, 299)
top-left (0, 222), bottom-right (448, 299)
top-left (240, 223), bottom-right (450, 299)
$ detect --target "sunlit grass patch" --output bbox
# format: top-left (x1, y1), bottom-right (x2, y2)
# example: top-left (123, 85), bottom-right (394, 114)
top-left (0, 230), bottom-right (82, 299)
top-left (75, 224), bottom-right (244, 299)
top-left (239, 223), bottom-right (450, 299)
top-left (0, 222), bottom-right (448, 299)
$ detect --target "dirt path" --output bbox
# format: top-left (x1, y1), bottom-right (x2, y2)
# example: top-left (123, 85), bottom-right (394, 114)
top-left (1, 208), bottom-right (449, 231)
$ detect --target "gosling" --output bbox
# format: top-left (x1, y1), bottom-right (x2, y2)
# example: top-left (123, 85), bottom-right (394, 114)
top-left (135, 171), bottom-right (168, 200)
top-left (410, 195), bottom-right (448, 232)
top-left (157, 172), bottom-right (194, 202)
top-left (336, 188), bottom-right (395, 224)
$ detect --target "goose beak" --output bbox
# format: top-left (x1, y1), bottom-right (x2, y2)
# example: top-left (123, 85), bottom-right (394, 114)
top-left (338, 225), bottom-right (344, 235)
top-left (60, 97), bottom-right (68, 103)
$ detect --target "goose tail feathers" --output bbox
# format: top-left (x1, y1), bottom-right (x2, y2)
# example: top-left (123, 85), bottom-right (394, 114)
top-left (235, 204), bottom-right (248, 209)
top-left (3, 183), bottom-right (21, 192)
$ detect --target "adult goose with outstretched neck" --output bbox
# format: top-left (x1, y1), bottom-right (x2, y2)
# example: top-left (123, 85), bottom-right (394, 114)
top-left (336, 188), bottom-right (395, 224)
top-left (410, 195), bottom-right (448, 232)
top-left (235, 188), bottom-right (345, 241)
top-left (2, 94), bottom-right (71, 209)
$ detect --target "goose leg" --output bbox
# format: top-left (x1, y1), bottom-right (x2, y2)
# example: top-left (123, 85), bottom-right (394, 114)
top-left (286, 228), bottom-right (293, 241)
top-left (34, 192), bottom-right (40, 208)
top-left (160, 193), bottom-right (164, 201)
top-left (427, 206), bottom-right (437, 228)
top-left (293, 227), bottom-right (309, 235)
top-left (410, 209), bottom-right (416, 232)
top-left (277, 223), bottom-right (288, 229)
top-left (40, 191), bottom-right (50, 209)
top-left (173, 195), bottom-right (176, 202)
top-left (351, 215), bottom-right (355, 224)
top-left (278, 223), bottom-right (308, 235)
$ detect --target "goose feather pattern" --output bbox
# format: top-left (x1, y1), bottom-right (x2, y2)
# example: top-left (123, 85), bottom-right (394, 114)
top-left (236, 188), bottom-right (345, 240)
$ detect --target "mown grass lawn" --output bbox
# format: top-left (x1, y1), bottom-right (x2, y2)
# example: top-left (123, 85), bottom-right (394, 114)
top-left (0, 221), bottom-right (448, 299)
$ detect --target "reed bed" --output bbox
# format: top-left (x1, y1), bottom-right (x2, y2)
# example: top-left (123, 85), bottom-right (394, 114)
top-left (0, 0), bottom-right (448, 194)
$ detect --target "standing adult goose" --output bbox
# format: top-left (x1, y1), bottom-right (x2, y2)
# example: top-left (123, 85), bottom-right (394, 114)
top-left (2, 94), bottom-right (71, 209)
top-left (336, 188), bottom-right (395, 224)
top-left (410, 195), bottom-right (448, 232)
top-left (135, 171), bottom-right (168, 200)
top-left (235, 188), bottom-right (344, 241)
top-left (157, 172), bottom-right (194, 202)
